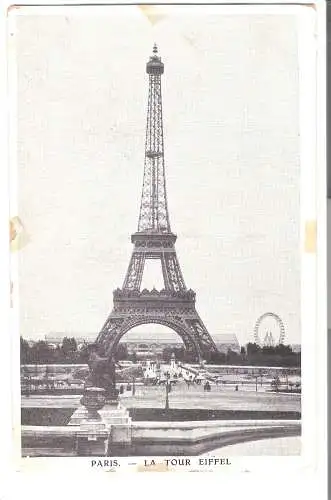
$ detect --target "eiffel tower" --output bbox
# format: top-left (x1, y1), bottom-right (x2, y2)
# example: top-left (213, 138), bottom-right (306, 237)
top-left (95, 45), bottom-right (218, 362)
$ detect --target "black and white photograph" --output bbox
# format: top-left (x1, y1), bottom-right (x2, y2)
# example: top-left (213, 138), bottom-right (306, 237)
top-left (6, 3), bottom-right (325, 472)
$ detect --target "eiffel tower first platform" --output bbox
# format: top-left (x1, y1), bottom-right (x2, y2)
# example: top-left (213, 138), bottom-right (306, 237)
top-left (95, 45), bottom-right (218, 362)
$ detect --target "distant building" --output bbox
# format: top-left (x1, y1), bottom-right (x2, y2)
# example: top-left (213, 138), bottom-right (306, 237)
top-left (263, 331), bottom-right (275, 347)
top-left (125, 339), bottom-right (182, 358)
top-left (27, 331), bottom-right (241, 355)
top-left (213, 333), bottom-right (241, 353)
top-left (44, 334), bottom-right (92, 346)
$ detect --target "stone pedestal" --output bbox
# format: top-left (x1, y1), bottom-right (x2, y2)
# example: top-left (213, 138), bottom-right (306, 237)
top-left (71, 386), bottom-right (109, 456)
top-left (76, 423), bottom-right (109, 456)
top-left (69, 401), bottom-right (130, 427)
top-left (68, 390), bottom-right (133, 456)
top-left (79, 420), bottom-right (106, 433)
top-left (68, 406), bottom-right (89, 426)
top-left (99, 403), bottom-right (131, 427)
top-left (101, 404), bottom-right (132, 456)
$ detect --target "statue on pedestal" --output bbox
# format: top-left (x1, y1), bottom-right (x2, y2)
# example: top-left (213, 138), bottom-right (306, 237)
top-left (84, 344), bottom-right (119, 402)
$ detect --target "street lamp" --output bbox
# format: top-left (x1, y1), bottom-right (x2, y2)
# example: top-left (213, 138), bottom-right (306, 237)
top-left (165, 373), bottom-right (171, 410)
top-left (132, 376), bottom-right (136, 397)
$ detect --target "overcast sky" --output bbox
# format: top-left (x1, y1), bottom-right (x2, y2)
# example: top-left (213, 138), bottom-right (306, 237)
top-left (13, 6), bottom-right (302, 345)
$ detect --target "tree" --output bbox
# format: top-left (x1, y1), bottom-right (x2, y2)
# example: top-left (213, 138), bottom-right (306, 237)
top-left (115, 343), bottom-right (128, 360)
top-left (20, 337), bottom-right (31, 364)
top-left (226, 349), bottom-right (240, 365)
top-left (77, 343), bottom-right (90, 363)
top-left (271, 375), bottom-right (281, 392)
top-left (60, 337), bottom-right (79, 363)
top-left (173, 346), bottom-right (185, 362)
top-left (130, 351), bottom-right (137, 363)
top-left (261, 346), bottom-right (275, 355)
top-left (274, 344), bottom-right (293, 357)
top-left (246, 343), bottom-right (261, 357)
top-left (209, 351), bottom-right (226, 365)
top-left (61, 337), bottom-right (77, 355)
top-left (30, 341), bottom-right (54, 364)
top-left (53, 345), bottom-right (64, 363)
top-left (162, 347), bottom-right (172, 363)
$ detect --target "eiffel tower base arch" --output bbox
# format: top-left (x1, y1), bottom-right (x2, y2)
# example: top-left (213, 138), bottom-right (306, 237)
top-left (95, 289), bottom-right (218, 363)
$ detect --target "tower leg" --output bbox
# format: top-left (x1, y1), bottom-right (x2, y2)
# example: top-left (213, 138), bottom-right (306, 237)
top-left (96, 317), bottom-right (128, 356)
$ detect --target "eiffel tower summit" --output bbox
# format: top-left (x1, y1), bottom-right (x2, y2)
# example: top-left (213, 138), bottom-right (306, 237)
top-left (95, 45), bottom-right (218, 362)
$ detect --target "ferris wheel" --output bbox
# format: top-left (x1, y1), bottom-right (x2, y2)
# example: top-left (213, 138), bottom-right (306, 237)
top-left (254, 312), bottom-right (286, 346)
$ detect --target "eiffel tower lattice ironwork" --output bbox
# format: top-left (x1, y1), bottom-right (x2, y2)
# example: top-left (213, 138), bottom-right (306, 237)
top-left (95, 45), bottom-right (218, 362)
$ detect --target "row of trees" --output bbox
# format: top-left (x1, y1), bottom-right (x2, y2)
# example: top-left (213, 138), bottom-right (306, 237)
top-left (206, 343), bottom-right (300, 367)
top-left (20, 337), bottom-right (139, 364)
top-left (20, 337), bottom-right (300, 367)
top-left (162, 343), bottom-right (300, 367)
top-left (20, 337), bottom-right (85, 364)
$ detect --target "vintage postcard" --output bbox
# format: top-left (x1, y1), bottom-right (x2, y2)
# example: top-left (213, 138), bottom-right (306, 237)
top-left (2, 0), bottom-right (326, 487)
